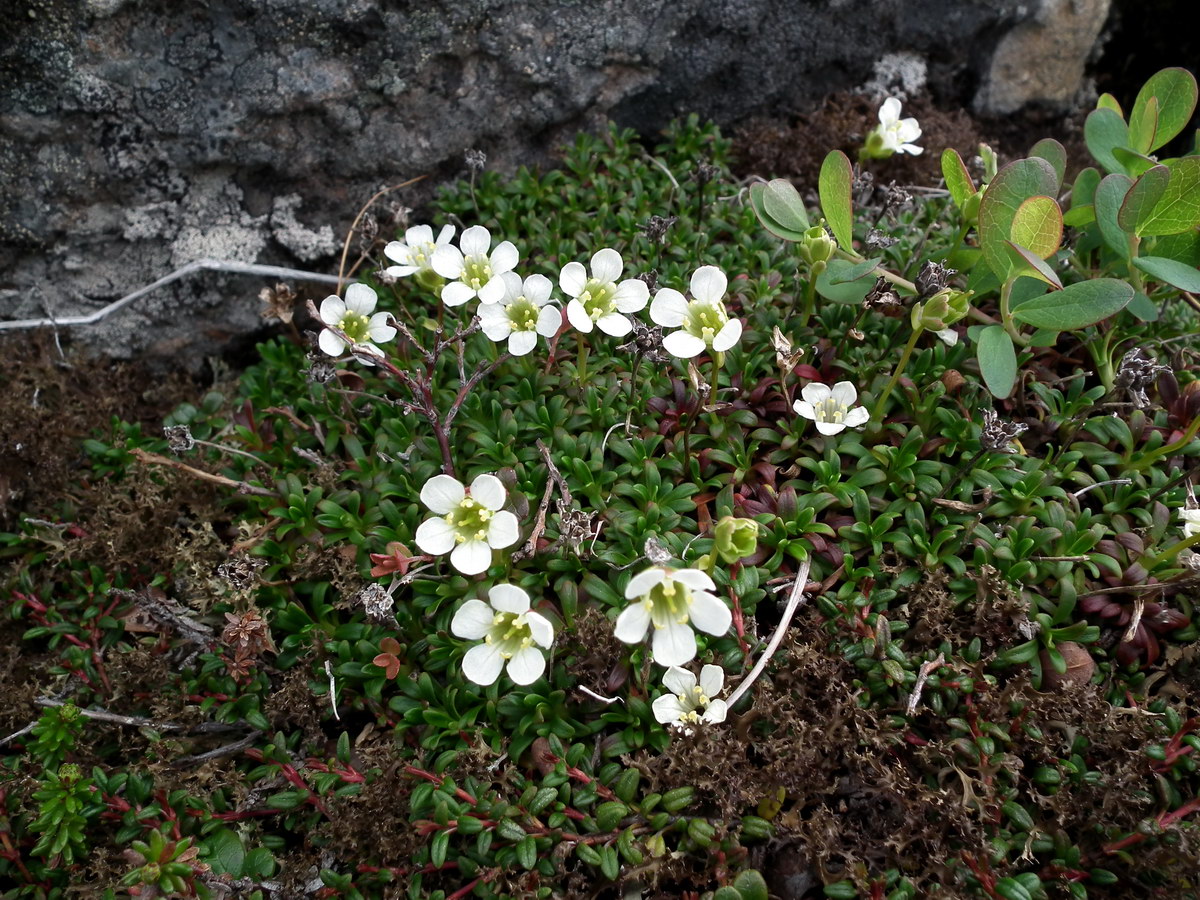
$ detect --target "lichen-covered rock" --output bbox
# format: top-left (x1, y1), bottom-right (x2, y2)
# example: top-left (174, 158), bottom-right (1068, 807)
top-left (0, 0), bottom-right (1101, 366)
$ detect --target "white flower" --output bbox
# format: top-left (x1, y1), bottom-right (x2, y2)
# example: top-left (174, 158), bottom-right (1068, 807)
top-left (561, 248), bottom-right (649, 337)
top-left (451, 584), bottom-right (555, 686)
top-left (383, 224), bottom-right (456, 278)
top-left (431, 225), bottom-right (519, 307)
top-left (317, 283), bottom-right (397, 363)
top-left (935, 327), bottom-right (958, 347)
top-left (649, 265), bottom-right (742, 359)
top-left (478, 272), bottom-right (562, 356)
top-left (652, 665), bottom-right (728, 734)
top-left (1181, 508), bottom-right (1200, 539)
top-left (875, 97), bottom-right (923, 156)
top-left (793, 381), bottom-right (870, 436)
top-left (414, 473), bottom-right (521, 576)
top-left (614, 566), bottom-right (732, 667)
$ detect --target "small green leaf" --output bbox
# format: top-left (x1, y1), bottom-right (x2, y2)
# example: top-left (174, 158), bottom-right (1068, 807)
top-left (205, 828), bottom-right (246, 877)
top-left (1094, 173), bottom-right (1134, 257)
top-left (1132, 67), bottom-right (1198, 152)
top-left (1138, 156), bottom-right (1200, 236)
top-left (829, 256), bottom-right (882, 284)
top-left (1009, 195), bottom-right (1062, 258)
top-left (733, 870), bottom-right (770, 900)
top-left (815, 259), bottom-right (877, 304)
top-left (1128, 94), bottom-right (1159, 155)
top-left (1134, 256), bottom-right (1200, 292)
top-left (980, 157), bottom-right (1058, 280)
top-left (1097, 92), bottom-right (1123, 116)
top-left (1002, 800), bottom-right (1036, 832)
top-left (1072, 166), bottom-right (1101, 209)
top-left (1084, 106), bottom-right (1131, 174)
top-left (1029, 138), bottom-right (1066, 188)
top-left (1127, 291), bottom-right (1159, 322)
top-left (752, 178), bottom-right (809, 240)
top-left (1004, 242), bottom-right (1062, 289)
top-left (1062, 205), bottom-right (1095, 227)
top-left (994, 877), bottom-right (1034, 900)
top-left (430, 829), bottom-right (449, 868)
top-left (977, 325), bottom-right (1017, 399)
top-left (819, 150), bottom-right (855, 251)
top-left (515, 834), bottom-right (537, 870)
top-left (1118, 165), bottom-right (1170, 231)
top-left (1112, 146), bottom-right (1159, 177)
top-left (1011, 279), bottom-right (1134, 331)
top-left (941, 148), bottom-right (976, 208)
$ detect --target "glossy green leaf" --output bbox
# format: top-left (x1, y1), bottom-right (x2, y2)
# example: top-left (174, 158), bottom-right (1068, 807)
top-left (1118, 165), bottom-right (1170, 232)
top-left (1029, 138), bottom-right (1066, 189)
top-left (1128, 94), bottom-right (1159, 155)
top-left (1011, 279), bottom-right (1134, 331)
top-left (1084, 107), bottom-right (1130, 174)
top-left (1093, 173), bottom-right (1134, 256)
top-left (1096, 92), bottom-right (1123, 116)
top-left (979, 157), bottom-right (1058, 280)
top-left (819, 150), bottom-right (854, 251)
top-left (1004, 241), bottom-right (1062, 288)
top-left (978, 325), bottom-right (1017, 399)
top-left (1010, 195), bottom-right (1062, 258)
top-left (1137, 156), bottom-right (1200, 235)
top-left (205, 828), bottom-right (246, 877)
top-left (1132, 67), bottom-right (1198, 152)
top-left (1062, 205), bottom-right (1095, 227)
top-left (1134, 256), bottom-right (1200, 292)
top-left (1113, 146), bottom-right (1159, 177)
top-left (941, 148), bottom-right (976, 208)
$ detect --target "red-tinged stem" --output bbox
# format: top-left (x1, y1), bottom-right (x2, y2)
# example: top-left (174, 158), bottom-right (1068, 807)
top-left (1103, 796), bottom-right (1200, 854)
top-left (447, 878), bottom-right (481, 900)
top-left (403, 766), bottom-right (478, 805)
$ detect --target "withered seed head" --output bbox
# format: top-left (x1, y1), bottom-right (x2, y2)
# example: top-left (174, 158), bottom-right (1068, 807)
top-left (165, 424), bottom-right (195, 455)
top-left (641, 215), bottom-right (678, 246)
top-left (355, 583), bottom-right (396, 624)
top-left (1114, 347), bottom-right (1169, 409)
top-left (915, 260), bottom-right (956, 299)
top-left (465, 148), bottom-right (487, 171)
top-left (980, 408), bottom-right (1027, 453)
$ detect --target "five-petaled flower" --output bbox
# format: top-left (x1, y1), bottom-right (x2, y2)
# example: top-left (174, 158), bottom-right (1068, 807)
top-left (317, 284), bottom-right (397, 362)
top-left (431, 225), bottom-right (519, 307)
top-left (649, 265), bottom-right (742, 359)
top-left (864, 97), bottom-right (923, 158)
top-left (414, 473), bottom-right (520, 576)
top-left (793, 381), bottom-right (870, 436)
top-left (652, 665), bottom-right (728, 734)
top-left (479, 272), bottom-right (562, 355)
top-left (614, 566), bottom-right (732, 667)
top-left (384, 224), bottom-right (456, 283)
top-left (561, 248), bottom-right (649, 337)
top-left (1181, 507), bottom-right (1200, 539)
top-left (451, 584), bottom-right (555, 686)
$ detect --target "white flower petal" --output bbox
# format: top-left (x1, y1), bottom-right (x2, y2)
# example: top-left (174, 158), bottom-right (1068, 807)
top-left (525, 611), bottom-right (555, 648)
top-left (477, 277), bottom-right (506, 305)
top-left (702, 699), bottom-right (728, 724)
top-left (469, 473), bottom-right (506, 510)
top-left (431, 244), bottom-right (465, 279)
top-left (421, 474), bottom-right (465, 514)
top-left (461, 642), bottom-right (504, 686)
top-left (480, 309), bottom-right (512, 341)
top-left (650, 289), bottom-right (689, 327)
top-left (596, 312), bottom-right (632, 337)
top-left (487, 510), bottom-right (520, 549)
top-left (404, 225), bottom-right (434, 247)
top-left (460, 225), bottom-right (491, 258)
top-left (385, 264), bottom-right (418, 277)
top-left (662, 330), bottom-right (706, 359)
top-left (344, 283), bottom-right (378, 315)
top-left (653, 693), bottom-right (688, 724)
top-left (489, 240), bottom-right (519, 275)
top-left (318, 328), bottom-right (346, 357)
top-left (688, 591), bottom-right (732, 636)
top-left (590, 247), bottom-right (623, 283)
top-left (814, 419), bottom-right (848, 436)
top-left (560, 261), bottom-right (588, 298)
top-left (935, 327), bottom-right (958, 346)
top-left (901, 143), bottom-right (924, 156)
top-left (451, 540), bottom-right (493, 576)
top-left (442, 281), bottom-right (476, 307)
top-left (535, 305), bottom-right (562, 337)
top-left (662, 666), bottom-right (697, 697)
top-left (690, 266), bottom-right (727, 304)
top-left (626, 566), bottom-right (667, 599)
top-left (801, 382), bottom-right (832, 404)
top-left (879, 97), bottom-right (902, 127)
top-left (712, 318), bottom-right (742, 352)
top-left (435, 224), bottom-right (456, 245)
top-left (415, 516), bottom-right (457, 555)
top-left (496, 270), bottom-right (523, 303)
top-left (488, 583), bottom-right (531, 614)
top-left (383, 240), bottom-right (413, 265)
top-left (829, 381), bottom-right (858, 407)
top-left (507, 646), bottom-right (547, 685)
top-left (565, 298), bottom-right (593, 332)
top-left (523, 273), bottom-right (553, 305)
top-left (367, 313), bottom-right (396, 343)
top-left (698, 664), bottom-right (724, 698)
top-left (671, 569), bottom-right (716, 591)
top-left (842, 406), bottom-right (870, 429)
top-left (508, 330), bottom-right (538, 355)
top-left (613, 279), bottom-right (650, 313)
top-left (793, 400), bottom-right (816, 420)
top-left (653, 621), bottom-right (697, 667)
top-left (897, 118), bottom-right (922, 143)
top-left (319, 296), bottom-right (346, 324)
top-left (451, 598), bottom-right (495, 640)
top-left (614, 602), bottom-right (652, 644)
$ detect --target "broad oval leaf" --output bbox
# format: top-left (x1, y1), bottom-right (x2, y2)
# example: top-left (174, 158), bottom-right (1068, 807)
top-left (1128, 94), bottom-right (1159, 156)
top-left (760, 178), bottom-right (810, 234)
top-left (941, 148), bottom-right (976, 209)
top-left (1127, 290), bottom-right (1159, 323)
top-left (819, 150), bottom-right (855, 251)
top-left (977, 325), bottom-right (1017, 399)
top-left (815, 259), bottom-right (877, 304)
top-left (1010, 195), bottom-right (1062, 258)
top-left (1029, 138), bottom-right (1066, 189)
top-left (1132, 67), bottom-right (1198, 153)
top-left (1137, 156), bottom-right (1200, 236)
top-left (1097, 92), bottom-right (1123, 116)
top-left (1093, 173), bottom-right (1134, 257)
top-left (1071, 167), bottom-right (1101, 209)
top-left (1112, 146), bottom-right (1159, 177)
top-left (1133, 255), bottom-right (1200, 292)
top-left (979, 157), bottom-right (1058, 280)
top-left (1118, 165), bottom-right (1170, 232)
top-left (829, 256), bottom-right (882, 284)
top-left (1084, 107), bottom-right (1131, 174)
top-left (749, 182), bottom-right (807, 242)
top-left (1004, 241), bottom-right (1062, 288)
top-left (1010, 279), bottom-right (1134, 331)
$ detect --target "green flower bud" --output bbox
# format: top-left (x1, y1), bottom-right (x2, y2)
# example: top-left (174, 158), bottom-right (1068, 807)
top-left (912, 288), bottom-right (972, 332)
top-left (799, 224), bottom-right (837, 267)
top-left (714, 516), bottom-right (759, 563)
top-left (961, 187), bottom-right (983, 225)
top-left (414, 268), bottom-right (446, 293)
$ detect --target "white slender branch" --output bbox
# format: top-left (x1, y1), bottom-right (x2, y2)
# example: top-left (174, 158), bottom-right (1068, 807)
top-left (726, 556), bottom-right (812, 709)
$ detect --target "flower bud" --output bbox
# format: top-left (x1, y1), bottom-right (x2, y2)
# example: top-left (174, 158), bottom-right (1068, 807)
top-left (911, 288), bottom-right (972, 332)
top-left (799, 224), bottom-right (837, 268)
top-left (713, 516), bottom-right (760, 564)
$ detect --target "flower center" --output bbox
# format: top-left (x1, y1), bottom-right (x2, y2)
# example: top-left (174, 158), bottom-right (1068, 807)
top-left (411, 242), bottom-right (435, 268)
top-left (815, 397), bottom-right (848, 425)
top-left (579, 279), bottom-right (616, 320)
top-left (644, 578), bottom-right (691, 629)
top-left (338, 312), bottom-right (371, 343)
top-left (445, 497), bottom-right (493, 543)
top-left (464, 255), bottom-right (493, 291)
top-left (505, 296), bottom-right (540, 332)
top-left (486, 610), bottom-right (533, 659)
top-left (685, 302), bottom-right (727, 345)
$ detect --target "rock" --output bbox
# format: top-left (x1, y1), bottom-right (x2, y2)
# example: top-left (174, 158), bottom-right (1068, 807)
top-left (0, 0), bottom-right (1108, 368)
top-left (1039, 641), bottom-right (1097, 690)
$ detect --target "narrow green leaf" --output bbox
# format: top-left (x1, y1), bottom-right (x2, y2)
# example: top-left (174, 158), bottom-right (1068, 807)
top-left (1128, 94), bottom-right (1159, 155)
top-left (760, 178), bottom-right (809, 233)
top-left (818, 150), bottom-right (854, 251)
top-left (994, 876), bottom-right (1034, 900)
top-left (1010, 195), bottom-right (1062, 258)
top-left (979, 157), bottom-right (1058, 280)
top-left (1138, 156), bottom-right (1200, 235)
top-left (941, 148), bottom-right (976, 208)
top-left (1084, 107), bottom-right (1131, 174)
top-left (1029, 138), bottom-right (1066, 189)
top-left (1118, 165), bottom-right (1170, 231)
top-left (1011, 279), bottom-right (1134, 331)
top-left (1093, 173), bottom-right (1134, 257)
top-left (977, 325), bottom-right (1017, 399)
top-left (1004, 242), bottom-right (1062, 288)
top-left (1133, 67), bottom-right (1198, 152)
top-left (1134, 256), bottom-right (1200, 292)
